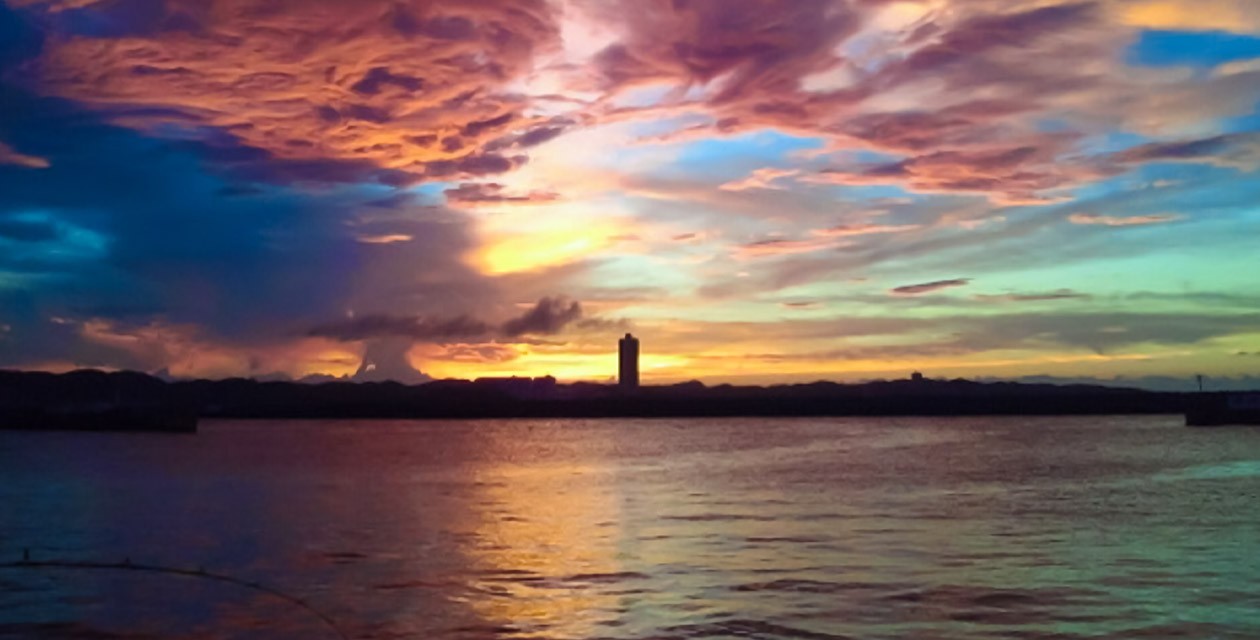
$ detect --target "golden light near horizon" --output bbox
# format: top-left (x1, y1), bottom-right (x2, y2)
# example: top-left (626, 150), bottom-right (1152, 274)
top-left (420, 346), bottom-right (692, 383)
top-left (469, 206), bottom-right (632, 276)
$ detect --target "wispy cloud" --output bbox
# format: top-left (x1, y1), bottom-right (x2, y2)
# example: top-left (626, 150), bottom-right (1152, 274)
top-left (812, 223), bottom-right (920, 238)
top-left (0, 141), bottom-right (49, 169)
top-left (444, 182), bottom-right (560, 207)
top-left (973, 290), bottom-right (1091, 303)
top-left (891, 279), bottom-right (972, 296)
top-left (1113, 132), bottom-right (1260, 170)
top-left (780, 301), bottom-right (821, 310)
top-left (356, 234), bottom-right (414, 245)
top-left (1068, 213), bottom-right (1183, 227)
top-left (719, 167), bottom-right (800, 191)
top-left (733, 237), bottom-right (839, 259)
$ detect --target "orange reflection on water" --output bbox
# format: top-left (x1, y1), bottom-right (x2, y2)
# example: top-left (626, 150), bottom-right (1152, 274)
top-left (457, 427), bottom-right (630, 637)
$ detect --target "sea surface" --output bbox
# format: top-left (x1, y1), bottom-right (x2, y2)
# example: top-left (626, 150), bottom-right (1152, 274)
top-left (2, 416), bottom-right (1260, 639)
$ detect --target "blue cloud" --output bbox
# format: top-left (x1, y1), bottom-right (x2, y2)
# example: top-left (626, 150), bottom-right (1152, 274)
top-left (0, 83), bottom-right (487, 367)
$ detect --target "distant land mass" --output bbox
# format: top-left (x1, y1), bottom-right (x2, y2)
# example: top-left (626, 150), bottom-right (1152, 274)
top-left (0, 369), bottom-right (1233, 426)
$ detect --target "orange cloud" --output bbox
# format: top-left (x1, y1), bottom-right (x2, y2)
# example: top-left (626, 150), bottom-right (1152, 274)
top-left (74, 318), bottom-right (360, 379)
top-left (22, 0), bottom-right (564, 183)
top-left (1068, 213), bottom-right (1183, 227)
top-left (1120, 0), bottom-right (1260, 33)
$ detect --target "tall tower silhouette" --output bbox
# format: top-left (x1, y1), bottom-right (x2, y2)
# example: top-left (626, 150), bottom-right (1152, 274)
top-left (618, 333), bottom-right (640, 388)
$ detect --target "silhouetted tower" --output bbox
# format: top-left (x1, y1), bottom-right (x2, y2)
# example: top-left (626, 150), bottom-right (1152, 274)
top-left (619, 333), bottom-right (640, 388)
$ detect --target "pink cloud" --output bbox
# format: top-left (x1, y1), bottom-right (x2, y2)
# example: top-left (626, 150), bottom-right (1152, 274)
top-left (811, 223), bottom-right (920, 237)
top-left (0, 141), bottom-right (50, 169)
top-left (809, 139), bottom-right (1103, 204)
top-left (578, 1), bottom-right (1219, 205)
top-left (356, 234), bottom-right (414, 245)
top-left (16, 0), bottom-right (1256, 205)
top-left (719, 167), bottom-right (800, 191)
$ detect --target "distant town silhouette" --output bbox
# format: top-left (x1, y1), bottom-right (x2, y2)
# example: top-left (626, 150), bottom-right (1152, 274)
top-left (0, 333), bottom-right (1246, 431)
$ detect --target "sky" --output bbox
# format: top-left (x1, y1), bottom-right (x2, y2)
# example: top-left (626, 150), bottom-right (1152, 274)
top-left (0, 0), bottom-right (1258, 389)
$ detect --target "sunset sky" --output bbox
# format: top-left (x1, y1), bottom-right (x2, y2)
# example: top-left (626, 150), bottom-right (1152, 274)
top-left (1, 0), bottom-right (1258, 387)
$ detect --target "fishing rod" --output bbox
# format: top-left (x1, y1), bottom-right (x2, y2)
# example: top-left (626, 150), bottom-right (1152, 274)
top-left (0, 550), bottom-right (349, 640)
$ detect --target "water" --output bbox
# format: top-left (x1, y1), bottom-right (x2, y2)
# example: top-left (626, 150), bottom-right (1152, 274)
top-left (2, 416), bottom-right (1260, 639)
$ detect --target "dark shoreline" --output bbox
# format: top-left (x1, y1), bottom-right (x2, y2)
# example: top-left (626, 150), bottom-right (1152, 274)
top-left (0, 369), bottom-right (1224, 430)
top-left (194, 393), bottom-right (1191, 420)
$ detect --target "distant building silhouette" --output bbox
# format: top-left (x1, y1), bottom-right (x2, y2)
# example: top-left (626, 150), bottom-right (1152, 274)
top-left (911, 371), bottom-right (925, 382)
top-left (619, 333), bottom-right (640, 388)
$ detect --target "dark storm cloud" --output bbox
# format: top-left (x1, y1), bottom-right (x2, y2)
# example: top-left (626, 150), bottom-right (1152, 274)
top-left (423, 154), bottom-right (529, 179)
top-left (501, 297), bottom-right (583, 337)
top-left (444, 182), bottom-right (559, 206)
top-left (307, 297), bottom-right (587, 343)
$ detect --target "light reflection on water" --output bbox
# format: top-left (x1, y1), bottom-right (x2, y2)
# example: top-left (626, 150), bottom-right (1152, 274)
top-left (2, 416), bottom-right (1260, 639)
